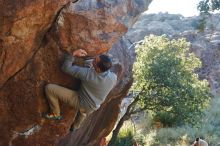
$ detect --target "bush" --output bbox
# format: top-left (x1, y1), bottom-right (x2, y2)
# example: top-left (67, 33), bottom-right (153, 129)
top-left (114, 122), bottom-right (136, 146)
top-left (153, 111), bottom-right (177, 127)
top-left (113, 121), bottom-right (147, 146)
top-left (140, 97), bottom-right (220, 145)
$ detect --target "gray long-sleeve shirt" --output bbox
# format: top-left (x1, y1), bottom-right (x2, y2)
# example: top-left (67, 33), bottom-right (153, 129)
top-left (61, 55), bottom-right (117, 111)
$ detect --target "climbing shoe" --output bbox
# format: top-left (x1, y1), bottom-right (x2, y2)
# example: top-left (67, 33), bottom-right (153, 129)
top-left (43, 113), bottom-right (63, 120)
top-left (69, 123), bottom-right (80, 132)
top-left (69, 126), bottom-right (79, 132)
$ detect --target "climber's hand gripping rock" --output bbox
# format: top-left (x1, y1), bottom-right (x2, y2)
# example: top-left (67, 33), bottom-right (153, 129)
top-left (72, 49), bottom-right (87, 57)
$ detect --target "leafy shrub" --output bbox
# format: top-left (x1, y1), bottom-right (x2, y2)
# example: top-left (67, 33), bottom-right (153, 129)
top-left (153, 111), bottom-right (177, 127)
top-left (115, 122), bottom-right (136, 146)
top-left (141, 97), bottom-right (220, 145)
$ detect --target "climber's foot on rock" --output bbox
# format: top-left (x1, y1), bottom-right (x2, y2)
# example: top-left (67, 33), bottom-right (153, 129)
top-left (42, 113), bottom-right (63, 120)
top-left (69, 124), bottom-right (79, 132)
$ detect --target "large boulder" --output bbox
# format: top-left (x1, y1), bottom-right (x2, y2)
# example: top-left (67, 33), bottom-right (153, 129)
top-left (0, 0), bottom-right (152, 146)
top-left (0, 0), bottom-right (75, 88)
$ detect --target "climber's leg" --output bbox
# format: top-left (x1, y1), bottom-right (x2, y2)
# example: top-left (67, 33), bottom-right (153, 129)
top-left (70, 109), bottom-right (87, 130)
top-left (45, 84), bottom-right (79, 116)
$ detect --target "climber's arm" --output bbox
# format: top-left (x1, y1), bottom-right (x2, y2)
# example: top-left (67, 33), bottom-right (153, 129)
top-left (61, 49), bottom-right (88, 79)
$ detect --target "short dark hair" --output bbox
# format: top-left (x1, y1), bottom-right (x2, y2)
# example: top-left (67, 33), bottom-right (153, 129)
top-left (97, 54), bottom-right (112, 72)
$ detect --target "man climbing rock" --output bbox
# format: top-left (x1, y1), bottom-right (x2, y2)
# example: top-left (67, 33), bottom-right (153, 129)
top-left (44, 49), bottom-right (117, 131)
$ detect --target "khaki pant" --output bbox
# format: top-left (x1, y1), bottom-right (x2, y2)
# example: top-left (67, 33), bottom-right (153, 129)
top-left (45, 83), bottom-right (87, 129)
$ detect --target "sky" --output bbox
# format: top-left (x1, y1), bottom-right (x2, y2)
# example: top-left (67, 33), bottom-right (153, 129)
top-left (146, 0), bottom-right (201, 17)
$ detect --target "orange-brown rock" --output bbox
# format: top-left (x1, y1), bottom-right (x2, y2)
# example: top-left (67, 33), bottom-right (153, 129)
top-left (0, 0), bottom-right (75, 88)
top-left (0, 0), bottom-right (152, 146)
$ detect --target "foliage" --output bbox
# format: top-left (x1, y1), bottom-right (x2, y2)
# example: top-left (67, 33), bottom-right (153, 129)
top-left (112, 121), bottom-right (147, 146)
top-left (114, 122), bottom-right (136, 146)
top-left (197, 1), bottom-right (220, 32)
top-left (195, 16), bottom-right (207, 32)
top-left (153, 111), bottom-right (177, 127)
top-left (143, 97), bottom-right (220, 145)
top-left (132, 35), bottom-right (211, 126)
top-left (198, 0), bottom-right (220, 13)
top-left (117, 96), bottom-right (220, 146)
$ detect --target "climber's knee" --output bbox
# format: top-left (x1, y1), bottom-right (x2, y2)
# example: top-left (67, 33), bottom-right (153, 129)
top-left (45, 84), bottom-right (56, 95)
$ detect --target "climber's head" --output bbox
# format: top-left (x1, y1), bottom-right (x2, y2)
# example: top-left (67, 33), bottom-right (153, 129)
top-left (93, 55), bottom-right (112, 73)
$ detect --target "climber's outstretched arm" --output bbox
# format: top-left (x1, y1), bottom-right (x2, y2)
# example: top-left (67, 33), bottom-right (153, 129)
top-left (61, 49), bottom-right (88, 80)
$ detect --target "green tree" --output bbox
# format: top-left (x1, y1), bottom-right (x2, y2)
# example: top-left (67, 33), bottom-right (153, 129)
top-left (108, 35), bottom-right (211, 146)
top-left (198, 0), bottom-right (220, 13)
top-left (197, 0), bottom-right (220, 33)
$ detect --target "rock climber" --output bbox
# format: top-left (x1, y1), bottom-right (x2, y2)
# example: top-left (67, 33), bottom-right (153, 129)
top-left (44, 49), bottom-right (117, 131)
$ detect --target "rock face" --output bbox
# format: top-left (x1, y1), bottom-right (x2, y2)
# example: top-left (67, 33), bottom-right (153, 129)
top-left (0, 0), bottom-right (74, 89)
top-left (0, 0), bottom-right (152, 146)
top-left (120, 13), bottom-right (220, 94)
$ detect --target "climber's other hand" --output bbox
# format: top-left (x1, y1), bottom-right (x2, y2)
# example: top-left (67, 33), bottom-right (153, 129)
top-left (72, 49), bottom-right (88, 57)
